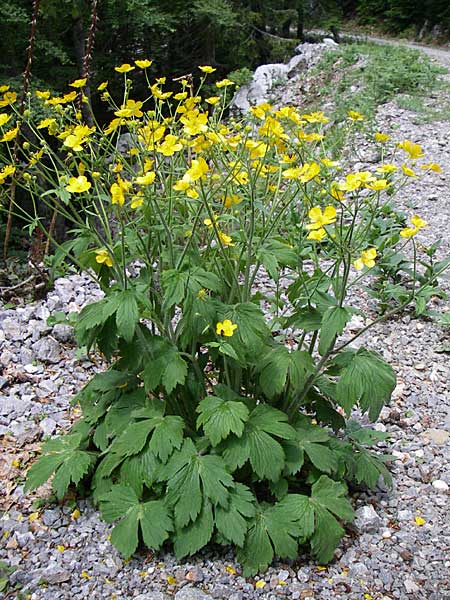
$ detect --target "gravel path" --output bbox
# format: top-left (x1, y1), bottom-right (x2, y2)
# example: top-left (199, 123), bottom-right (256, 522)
top-left (1, 49), bottom-right (450, 600)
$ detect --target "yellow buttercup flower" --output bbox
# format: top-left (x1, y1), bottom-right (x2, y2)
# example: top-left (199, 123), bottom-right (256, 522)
top-left (35, 89), bottom-right (51, 99)
top-left (174, 92), bottom-right (188, 101)
top-left (97, 81), bottom-right (108, 91)
top-left (282, 162), bottom-right (320, 182)
top-left (216, 78), bottom-right (234, 88)
top-left (65, 175), bottom-right (91, 193)
top-left (199, 65), bottom-right (216, 73)
top-left (401, 164), bottom-right (416, 177)
top-left (95, 249), bottom-right (113, 267)
top-left (157, 134), bottom-right (183, 156)
top-left (0, 164), bottom-right (15, 184)
top-left (397, 140), bottom-right (424, 159)
top-left (0, 85), bottom-right (10, 93)
top-left (374, 132), bottom-right (390, 143)
top-left (205, 96), bottom-right (220, 105)
top-left (400, 214), bottom-right (428, 238)
top-left (216, 319), bottom-right (237, 337)
top-left (186, 157), bottom-right (209, 182)
top-left (0, 113), bottom-right (11, 127)
top-left (130, 192), bottom-right (144, 209)
top-left (307, 228), bottom-right (327, 241)
top-left (1, 126), bottom-right (18, 142)
top-left (63, 124), bottom-right (95, 151)
top-left (420, 163), bottom-right (441, 173)
top-left (218, 231), bottom-right (234, 246)
top-left (376, 164), bottom-right (397, 174)
top-left (114, 63), bottom-right (135, 73)
top-left (0, 91), bottom-right (17, 108)
top-left (365, 179), bottom-right (389, 191)
top-left (347, 110), bottom-right (364, 121)
top-left (135, 172), bottom-right (156, 186)
top-left (306, 206), bottom-right (337, 231)
top-left (69, 77), bottom-right (87, 88)
top-left (354, 247), bottom-right (377, 270)
top-left (302, 111), bottom-right (328, 124)
top-left (222, 194), bottom-right (242, 208)
top-left (114, 99), bottom-right (144, 118)
top-left (110, 175), bottom-right (131, 207)
top-left (135, 59), bottom-right (152, 69)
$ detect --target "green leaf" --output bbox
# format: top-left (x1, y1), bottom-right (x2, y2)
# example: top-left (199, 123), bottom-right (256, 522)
top-left (287, 306), bottom-right (323, 332)
top-left (259, 347), bottom-right (314, 398)
top-left (230, 302), bottom-right (270, 348)
top-left (161, 269), bottom-right (187, 309)
top-left (215, 483), bottom-right (256, 547)
top-left (318, 306), bottom-right (353, 355)
top-left (197, 396), bottom-right (249, 446)
top-left (336, 349), bottom-right (396, 420)
top-left (174, 500), bottom-right (214, 558)
top-left (353, 450), bottom-right (392, 489)
top-left (24, 433), bottom-right (96, 499)
top-left (100, 484), bottom-right (173, 558)
top-left (309, 475), bottom-right (354, 563)
top-left (162, 352), bottom-right (188, 394)
top-left (115, 290), bottom-right (139, 342)
top-left (237, 495), bottom-right (304, 575)
top-left (111, 409), bottom-right (183, 462)
top-left (163, 440), bottom-right (234, 527)
top-left (223, 405), bottom-right (296, 481)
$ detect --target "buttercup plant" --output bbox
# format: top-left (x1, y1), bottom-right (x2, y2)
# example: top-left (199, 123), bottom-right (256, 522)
top-left (0, 65), bottom-right (448, 574)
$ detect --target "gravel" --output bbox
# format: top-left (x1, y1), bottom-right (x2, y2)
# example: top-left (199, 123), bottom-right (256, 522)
top-left (1, 46), bottom-right (450, 600)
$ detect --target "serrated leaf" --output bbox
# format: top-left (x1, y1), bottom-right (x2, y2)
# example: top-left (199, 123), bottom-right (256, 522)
top-left (162, 352), bottom-right (188, 394)
top-left (354, 450), bottom-right (392, 489)
top-left (100, 484), bottom-right (172, 558)
top-left (24, 433), bottom-right (96, 499)
top-left (318, 306), bottom-right (353, 355)
top-left (215, 483), bottom-right (256, 546)
top-left (197, 396), bottom-right (249, 446)
top-left (115, 290), bottom-right (139, 342)
top-left (336, 349), bottom-right (396, 420)
top-left (287, 306), bottom-right (323, 332)
top-left (174, 500), bottom-right (214, 558)
top-left (223, 406), bottom-right (295, 481)
top-left (308, 475), bottom-right (354, 563)
top-left (161, 269), bottom-right (187, 309)
top-left (237, 496), bottom-right (303, 576)
top-left (163, 440), bottom-right (234, 527)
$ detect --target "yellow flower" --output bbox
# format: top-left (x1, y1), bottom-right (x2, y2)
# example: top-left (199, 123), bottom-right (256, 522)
top-left (365, 179), bottom-right (389, 191)
top-left (114, 99), bottom-right (144, 118)
top-left (306, 206), bottom-right (337, 231)
top-left (420, 163), bottom-right (441, 173)
top-left (321, 157), bottom-right (340, 168)
top-left (57, 545), bottom-right (65, 552)
top-left (63, 124), bottom-right (95, 151)
top-left (1, 126), bottom-right (18, 142)
top-left (0, 164), bottom-right (15, 184)
top-left (354, 247), bottom-right (377, 270)
top-left (181, 110), bottom-right (208, 136)
top-left (97, 81), bottom-right (108, 91)
top-left (205, 96), bottom-right (220, 105)
top-left (414, 516), bottom-right (426, 526)
top-left (130, 193), bottom-right (144, 209)
top-left (35, 89), bottom-right (51, 99)
top-left (135, 59), bottom-right (152, 68)
top-left (186, 157), bottom-right (209, 182)
top-left (69, 77), bottom-right (87, 88)
top-left (401, 164), bottom-right (416, 177)
top-left (216, 78), bottom-right (234, 88)
top-left (61, 91), bottom-right (77, 103)
top-left (222, 194), bottom-right (242, 208)
top-left (307, 227), bottom-right (327, 241)
top-left (400, 214), bottom-right (427, 238)
top-left (0, 91), bottom-right (17, 108)
top-left (135, 172), bottom-right (156, 185)
top-left (199, 65), bottom-right (216, 73)
top-left (157, 134), bottom-right (183, 156)
top-left (174, 91), bottom-right (188, 101)
top-left (225, 566), bottom-right (236, 575)
top-left (302, 110), bottom-right (329, 124)
top-left (218, 231), bottom-right (234, 246)
top-left (65, 175), bottom-right (91, 193)
top-left (397, 140), bottom-right (424, 159)
top-left (114, 63), bottom-right (135, 73)
top-left (348, 110), bottom-right (364, 121)
top-left (0, 85), bottom-right (10, 93)
top-left (95, 249), bottom-right (113, 267)
top-left (330, 183), bottom-right (346, 202)
top-left (255, 581), bottom-right (266, 589)
top-left (110, 176), bottom-right (130, 207)
top-left (0, 113), bottom-right (10, 126)
top-left (338, 171), bottom-right (375, 191)
top-left (71, 508), bottom-right (81, 520)
top-left (376, 164), bottom-right (397, 174)
top-left (375, 132), bottom-right (390, 142)
top-left (216, 319), bottom-right (237, 337)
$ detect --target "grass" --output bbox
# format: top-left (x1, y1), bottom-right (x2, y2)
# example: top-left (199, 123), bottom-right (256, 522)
top-left (310, 42), bottom-right (447, 122)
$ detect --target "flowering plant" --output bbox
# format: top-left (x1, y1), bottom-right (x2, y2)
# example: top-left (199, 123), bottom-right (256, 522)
top-left (0, 66), bottom-right (447, 574)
